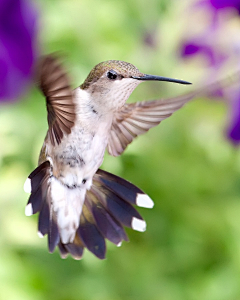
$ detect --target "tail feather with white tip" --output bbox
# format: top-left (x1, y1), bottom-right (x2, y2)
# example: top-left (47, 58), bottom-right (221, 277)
top-left (24, 162), bottom-right (154, 260)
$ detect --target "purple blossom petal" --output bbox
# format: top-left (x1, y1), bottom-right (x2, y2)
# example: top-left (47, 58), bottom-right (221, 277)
top-left (180, 40), bottom-right (227, 67)
top-left (181, 43), bottom-right (202, 56)
top-left (0, 0), bottom-right (38, 102)
top-left (210, 0), bottom-right (240, 10)
top-left (180, 41), bottom-right (217, 66)
top-left (209, 88), bottom-right (225, 98)
top-left (227, 91), bottom-right (240, 144)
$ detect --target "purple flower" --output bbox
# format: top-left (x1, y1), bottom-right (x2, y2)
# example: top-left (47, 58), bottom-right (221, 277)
top-left (0, 0), bottom-right (38, 102)
top-left (210, 0), bottom-right (240, 11)
top-left (180, 40), bottom-right (227, 98)
top-left (180, 42), bottom-right (218, 66)
top-left (228, 92), bottom-right (240, 144)
top-left (179, 0), bottom-right (240, 144)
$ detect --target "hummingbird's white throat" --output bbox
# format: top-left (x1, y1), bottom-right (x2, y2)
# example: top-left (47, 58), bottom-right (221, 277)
top-left (83, 77), bottom-right (141, 112)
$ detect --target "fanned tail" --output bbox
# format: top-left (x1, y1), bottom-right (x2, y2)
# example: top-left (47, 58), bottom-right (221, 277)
top-left (24, 162), bottom-right (154, 260)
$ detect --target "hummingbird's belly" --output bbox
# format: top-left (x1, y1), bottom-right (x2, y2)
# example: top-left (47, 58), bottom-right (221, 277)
top-left (47, 121), bottom-right (110, 244)
top-left (51, 122), bottom-right (109, 190)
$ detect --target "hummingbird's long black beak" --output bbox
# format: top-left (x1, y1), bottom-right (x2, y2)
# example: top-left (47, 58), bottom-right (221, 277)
top-left (132, 74), bottom-right (192, 85)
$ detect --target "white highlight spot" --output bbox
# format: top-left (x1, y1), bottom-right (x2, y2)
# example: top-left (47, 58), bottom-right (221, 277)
top-left (74, 256), bottom-right (83, 261)
top-left (131, 217), bottom-right (146, 232)
top-left (136, 194), bottom-right (154, 208)
top-left (25, 203), bottom-right (33, 216)
top-left (24, 178), bottom-right (31, 193)
top-left (117, 241), bottom-right (122, 247)
top-left (60, 254), bottom-right (68, 260)
top-left (37, 231), bottom-right (44, 238)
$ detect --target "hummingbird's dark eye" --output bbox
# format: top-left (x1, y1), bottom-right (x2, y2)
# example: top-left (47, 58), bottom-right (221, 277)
top-left (107, 70), bottom-right (118, 80)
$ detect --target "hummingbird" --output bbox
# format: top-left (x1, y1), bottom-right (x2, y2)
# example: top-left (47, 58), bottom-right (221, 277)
top-left (24, 54), bottom-right (193, 260)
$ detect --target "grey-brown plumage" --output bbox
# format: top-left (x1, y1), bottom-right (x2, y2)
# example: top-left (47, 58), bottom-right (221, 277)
top-left (80, 60), bottom-right (144, 89)
top-left (25, 54), bottom-right (196, 260)
top-left (39, 55), bottom-right (76, 145)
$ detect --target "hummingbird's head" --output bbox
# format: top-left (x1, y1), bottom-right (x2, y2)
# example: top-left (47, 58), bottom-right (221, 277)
top-left (80, 60), bottom-right (191, 111)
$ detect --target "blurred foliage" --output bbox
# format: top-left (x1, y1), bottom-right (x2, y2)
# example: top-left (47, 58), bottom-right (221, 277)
top-left (1, 0), bottom-right (240, 299)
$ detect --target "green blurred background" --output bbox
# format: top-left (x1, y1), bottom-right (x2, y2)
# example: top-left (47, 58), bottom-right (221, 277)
top-left (1, 0), bottom-right (240, 299)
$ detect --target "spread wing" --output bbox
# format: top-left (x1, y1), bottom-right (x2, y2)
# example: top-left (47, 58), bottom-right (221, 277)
top-left (107, 71), bottom-right (239, 157)
top-left (107, 92), bottom-right (197, 156)
top-left (38, 55), bottom-right (76, 146)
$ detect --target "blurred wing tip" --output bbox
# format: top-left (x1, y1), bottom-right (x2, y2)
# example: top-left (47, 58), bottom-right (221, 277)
top-left (131, 217), bottom-right (146, 232)
top-left (136, 193), bottom-right (154, 208)
top-left (24, 178), bottom-right (31, 193)
top-left (25, 203), bottom-right (33, 216)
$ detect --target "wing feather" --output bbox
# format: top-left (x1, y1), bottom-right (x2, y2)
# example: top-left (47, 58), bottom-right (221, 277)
top-left (38, 55), bottom-right (76, 146)
top-left (107, 92), bottom-right (196, 156)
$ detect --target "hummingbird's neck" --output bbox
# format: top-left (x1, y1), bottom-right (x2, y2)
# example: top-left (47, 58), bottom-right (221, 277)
top-left (76, 78), bottom-right (141, 114)
top-left (73, 87), bottom-right (114, 130)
